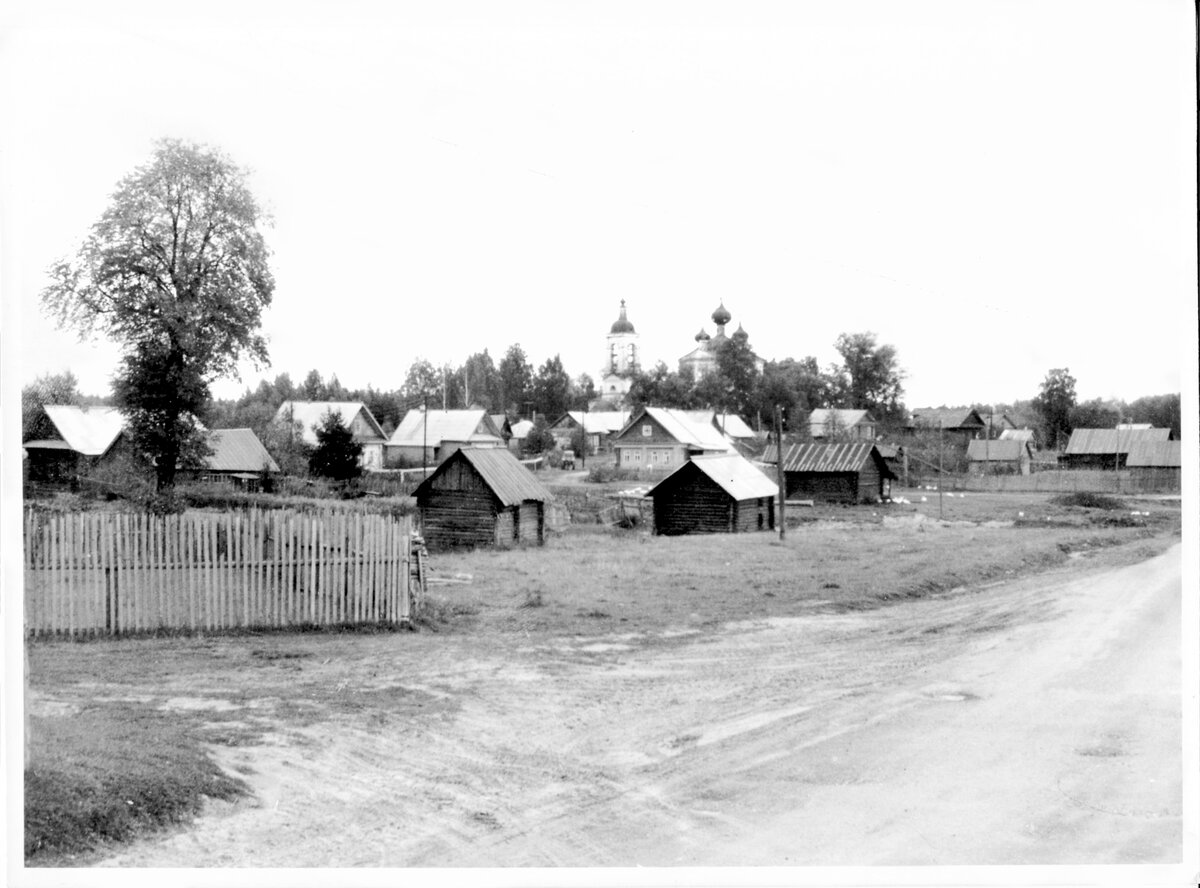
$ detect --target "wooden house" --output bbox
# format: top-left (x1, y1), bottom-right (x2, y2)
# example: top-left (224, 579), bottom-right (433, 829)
top-left (647, 454), bottom-right (777, 535)
top-left (490, 414), bottom-right (514, 448)
top-left (274, 401), bottom-right (388, 469)
top-left (414, 447), bottom-right (553, 551)
top-left (507, 419), bottom-right (534, 454)
top-left (966, 438), bottom-right (1033, 475)
top-left (386, 409), bottom-right (504, 466)
top-left (906, 407), bottom-right (988, 438)
top-left (1059, 428), bottom-right (1170, 469)
top-left (549, 410), bottom-right (631, 454)
top-left (1125, 440), bottom-right (1181, 486)
top-left (772, 441), bottom-right (897, 504)
top-left (806, 408), bottom-right (877, 441)
top-left (23, 405), bottom-right (126, 485)
top-left (611, 406), bottom-right (735, 472)
top-left (189, 428), bottom-right (280, 490)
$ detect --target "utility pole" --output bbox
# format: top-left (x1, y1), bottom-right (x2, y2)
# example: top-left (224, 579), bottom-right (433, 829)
top-left (580, 402), bottom-right (587, 470)
top-left (938, 419), bottom-right (944, 520)
top-left (775, 404), bottom-right (786, 540)
top-left (422, 395), bottom-right (428, 474)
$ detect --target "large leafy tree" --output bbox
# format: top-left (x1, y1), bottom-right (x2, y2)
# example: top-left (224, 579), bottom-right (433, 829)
top-left (533, 354), bottom-right (572, 419)
top-left (498, 343), bottom-right (534, 415)
top-left (461, 349), bottom-right (502, 412)
top-left (833, 332), bottom-right (905, 422)
top-left (41, 139), bottom-right (274, 490)
top-left (21, 371), bottom-right (82, 442)
top-left (1032, 368), bottom-right (1077, 451)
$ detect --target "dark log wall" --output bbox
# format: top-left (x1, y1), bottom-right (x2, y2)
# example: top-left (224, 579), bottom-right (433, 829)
top-left (856, 462), bottom-right (883, 502)
top-left (495, 507), bottom-right (515, 546)
top-left (420, 489), bottom-right (499, 550)
top-left (653, 474), bottom-right (734, 535)
top-left (786, 472), bottom-right (858, 503)
top-left (732, 496), bottom-right (775, 532)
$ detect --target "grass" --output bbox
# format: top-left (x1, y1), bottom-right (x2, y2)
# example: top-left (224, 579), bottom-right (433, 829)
top-left (25, 704), bottom-right (247, 864)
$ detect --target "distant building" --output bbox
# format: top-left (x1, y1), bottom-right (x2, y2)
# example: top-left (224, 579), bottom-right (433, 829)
top-left (23, 405), bottom-right (126, 485)
top-left (386, 409), bottom-right (504, 466)
top-left (189, 428), bottom-right (280, 490)
top-left (678, 302), bottom-right (764, 381)
top-left (769, 441), bottom-right (896, 504)
top-left (806, 408), bottom-right (877, 441)
top-left (1059, 428), bottom-right (1170, 470)
top-left (274, 401), bottom-right (388, 470)
top-left (611, 406), bottom-right (735, 472)
top-left (906, 407), bottom-right (988, 438)
top-left (647, 454), bottom-right (777, 535)
top-left (598, 300), bottom-right (640, 404)
top-left (548, 410), bottom-right (632, 454)
top-left (966, 438), bottom-right (1033, 475)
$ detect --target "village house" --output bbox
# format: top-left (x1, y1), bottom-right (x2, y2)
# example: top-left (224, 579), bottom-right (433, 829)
top-left (274, 401), bottom-right (388, 470)
top-left (187, 428), bottom-right (280, 491)
top-left (769, 441), bottom-right (897, 504)
top-left (1124, 439), bottom-right (1181, 487)
top-left (966, 438), bottom-right (1034, 475)
top-left (806, 408), bottom-right (877, 441)
top-left (906, 407), bottom-right (988, 438)
top-left (414, 447), bottom-right (553, 550)
top-left (387, 408), bottom-right (504, 466)
top-left (1059, 427), bottom-right (1171, 470)
top-left (507, 419), bottom-right (535, 455)
top-left (647, 453), bottom-right (777, 535)
top-left (549, 410), bottom-right (632, 455)
top-left (610, 406), bottom-right (735, 472)
top-left (22, 405), bottom-right (126, 485)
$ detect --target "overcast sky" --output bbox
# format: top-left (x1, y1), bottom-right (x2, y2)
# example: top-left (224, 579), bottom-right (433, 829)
top-left (3, 0), bottom-right (1196, 411)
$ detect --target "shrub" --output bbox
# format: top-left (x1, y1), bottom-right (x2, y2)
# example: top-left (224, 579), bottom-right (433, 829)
top-left (1050, 492), bottom-right (1126, 511)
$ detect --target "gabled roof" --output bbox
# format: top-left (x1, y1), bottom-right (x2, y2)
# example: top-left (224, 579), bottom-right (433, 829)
top-left (966, 439), bottom-right (1032, 462)
top-left (40, 405), bottom-right (125, 456)
top-left (204, 429), bottom-right (280, 473)
top-left (1125, 440), bottom-right (1181, 468)
top-left (616, 407), bottom-right (735, 452)
top-left (772, 441), bottom-right (896, 477)
top-left (388, 409), bottom-right (500, 448)
top-left (551, 410), bottom-right (632, 434)
top-left (415, 447), bottom-right (552, 506)
top-left (682, 410), bottom-right (757, 440)
top-left (509, 419), bottom-right (534, 439)
top-left (999, 429), bottom-right (1035, 442)
top-left (275, 401), bottom-right (386, 446)
top-left (1064, 427), bottom-right (1169, 455)
top-left (649, 453), bottom-right (778, 502)
top-left (807, 408), bottom-right (876, 432)
top-left (489, 414), bottom-right (512, 437)
top-left (908, 408), bottom-right (986, 430)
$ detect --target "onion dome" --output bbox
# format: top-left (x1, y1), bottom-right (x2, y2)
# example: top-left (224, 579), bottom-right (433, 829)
top-left (694, 328), bottom-right (711, 342)
top-left (609, 299), bottom-right (636, 334)
top-left (732, 323), bottom-right (749, 341)
top-left (711, 302), bottom-right (732, 327)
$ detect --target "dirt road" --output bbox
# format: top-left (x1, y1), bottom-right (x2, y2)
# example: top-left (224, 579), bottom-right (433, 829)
top-left (98, 544), bottom-right (1183, 868)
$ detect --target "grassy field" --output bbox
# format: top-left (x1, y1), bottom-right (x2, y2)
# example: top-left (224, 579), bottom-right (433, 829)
top-left (24, 489), bottom-right (1181, 864)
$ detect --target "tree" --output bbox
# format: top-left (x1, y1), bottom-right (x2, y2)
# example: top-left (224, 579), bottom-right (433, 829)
top-left (714, 330), bottom-right (759, 419)
top-left (1127, 393), bottom-right (1181, 438)
top-left (1032, 368), bottom-right (1077, 451)
top-left (308, 410), bottom-right (362, 481)
top-left (41, 139), bottom-right (274, 490)
top-left (628, 362), bottom-right (694, 409)
top-left (402, 358), bottom-right (442, 405)
top-left (301, 369), bottom-right (326, 401)
top-left (533, 354), bottom-right (572, 419)
top-left (571, 373), bottom-right (597, 410)
top-left (498, 343), bottom-right (534, 415)
top-left (1068, 398), bottom-right (1121, 432)
top-left (522, 415), bottom-right (557, 455)
top-left (22, 371), bottom-right (82, 442)
top-left (462, 350), bottom-right (502, 411)
top-left (833, 332), bottom-right (905, 422)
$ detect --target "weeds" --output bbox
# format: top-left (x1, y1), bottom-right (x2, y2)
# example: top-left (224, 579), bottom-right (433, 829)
top-left (1050, 492), bottom-right (1126, 511)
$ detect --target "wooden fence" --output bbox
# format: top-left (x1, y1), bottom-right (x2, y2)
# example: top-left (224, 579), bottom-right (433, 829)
top-left (932, 468), bottom-right (1181, 495)
top-left (24, 508), bottom-right (421, 639)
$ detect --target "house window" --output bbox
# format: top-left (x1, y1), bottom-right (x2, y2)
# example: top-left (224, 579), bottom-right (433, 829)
top-left (642, 424), bottom-right (652, 437)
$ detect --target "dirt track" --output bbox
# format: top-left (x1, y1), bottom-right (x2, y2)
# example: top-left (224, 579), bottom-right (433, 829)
top-left (85, 541), bottom-right (1184, 868)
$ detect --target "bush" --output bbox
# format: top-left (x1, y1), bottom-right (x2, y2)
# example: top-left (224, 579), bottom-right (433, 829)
top-left (1050, 492), bottom-right (1126, 511)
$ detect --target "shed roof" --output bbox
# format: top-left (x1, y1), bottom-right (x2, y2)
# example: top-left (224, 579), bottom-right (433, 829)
top-left (908, 408), bottom-right (986, 430)
top-left (416, 447), bottom-right (552, 506)
top-left (275, 401), bottom-right (386, 446)
top-left (682, 410), bottom-right (757, 440)
top-left (1124, 440), bottom-right (1181, 468)
top-left (999, 429), bottom-right (1035, 442)
top-left (508, 420), bottom-right (534, 439)
top-left (649, 454), bottom-right (778, 502)
top-left (807, 408), bottom-right (875, 431)
top-left (389, 409), bottom-right (499, 448)
top-left (41, 405), bottom-right (125, 456)
top-left (772, 441), bottom-right (896, 477)
top-left (1064, 427), bottom-right (1169, 455)
top-left (617, 407), bottom-right (735, 452)
top-left (204, 429), bottom-right (280, 473)
top-left (966, 439), bottom-right (1031, 462)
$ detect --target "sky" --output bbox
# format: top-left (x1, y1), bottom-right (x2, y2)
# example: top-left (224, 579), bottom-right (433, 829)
top-left (3, 0), bottom-right (1196, 412)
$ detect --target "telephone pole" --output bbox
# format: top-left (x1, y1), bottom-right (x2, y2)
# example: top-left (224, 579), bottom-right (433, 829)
top-left (775, 404), bottom-right (786, 540)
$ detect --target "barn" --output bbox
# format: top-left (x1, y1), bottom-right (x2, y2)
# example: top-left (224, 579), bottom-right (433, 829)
top-left (647, 453), bottom-right (777, 535)
top-left (1125, 440), bottom-right (1181, 488)
top-left (1059, 428), bottom-right (1170, 469)
top-left (23, 405), bottom-right (126, 485)
top-left (773, 441), bottom-right (896, 504)
top-left (966, 438), bottom-right (1033, 475)
top-left (414, 447), bottom-right (553, 551)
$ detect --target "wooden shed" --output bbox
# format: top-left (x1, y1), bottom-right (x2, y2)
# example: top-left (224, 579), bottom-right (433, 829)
top-left (647, 454), bottom-right (777, 535)
top-left (414, 447), bottom-right (553, 551)
top-left (774, 441), bottom-right (896, 504)
top-left (1059, 427), bottom-right (1170, 469)
top-left (966, 438), bottom-right (1033, 475)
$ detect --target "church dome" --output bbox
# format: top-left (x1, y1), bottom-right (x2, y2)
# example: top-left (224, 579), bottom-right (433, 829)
top-left (610, 300), bottom-right (636, 334)
top-left (732, 323), bottom-right (748, 341)
top-left (694, 328), bottom-right (711, 342)
top-left (711, 302), bottom-right (732, 327)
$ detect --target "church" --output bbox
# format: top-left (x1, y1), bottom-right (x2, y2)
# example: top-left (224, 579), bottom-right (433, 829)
top-left (679, 301), bottom-right (763, 380)
top-left (598, 299), bottom-right (640, 403)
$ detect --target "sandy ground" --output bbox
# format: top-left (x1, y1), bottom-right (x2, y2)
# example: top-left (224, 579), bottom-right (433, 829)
top-left (90, 543), bottom-right (1183, 869)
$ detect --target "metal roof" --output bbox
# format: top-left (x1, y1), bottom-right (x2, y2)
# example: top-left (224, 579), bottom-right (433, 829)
top-left (682, 410), bottom-right (758, 440)
top-left (275, 401), bottom-right (386, 446)
top-left (508, 420), bottom-right (534, 439)
top-left (389, 409), bottom-right (498, 448)
top-left (1124, 440), bottom-right (1181, 467)
top-left (552, 410), bottom-right (632, 434)
top-left (416, 447), bottom-right (552, 505)
top-left (807, 408), bottom-right (875, 435)
top-left (998, 429), bottom-right (1035, 441)
top-left (204, 429), bottom-right (280, 473)
top-left (908, 408), bottom-right (986, 430)
top-left (966, 439), bottom-right (1031, 461)
top-left (1064, 427), bottom-right (1169, 455)
top-left (617, 407), bottom-right (735, 452)
top-left (773, 441), bottom-right (895, 476)
top-left (41, 405), bottom-right (125, 456)
top-left (648, 453), bottom-right (778, 501)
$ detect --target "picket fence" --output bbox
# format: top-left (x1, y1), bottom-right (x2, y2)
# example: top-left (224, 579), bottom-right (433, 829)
top-left (23, 508), bottom-right (421, 639)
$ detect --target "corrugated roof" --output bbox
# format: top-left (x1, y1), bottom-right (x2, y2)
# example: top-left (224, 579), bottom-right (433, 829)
top-left (774, 441), bottom-right (895, 476)
top-left (649, 454), bottom-right (778, 501)
top-left (417, 447), bottom-right (552, 505)
top-left (42, 405), bottom-right (125, 456)
top-left (1064, 427), bottom-right (1169, 455)
top-left (618, 407), bottom-right (735, 452)
top-left (966, 439), bottom-right (1030, 461)
top-left (908, 408), bottom-right (985, 430)
top-left (1125, 440), bottom-right (1181, 467)
top-left (389, 409), bottom-right (497, 448)
top-left (205, 429), bottom-right (280, 473)
top-left (275, 401), bottom-right (386, 446)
